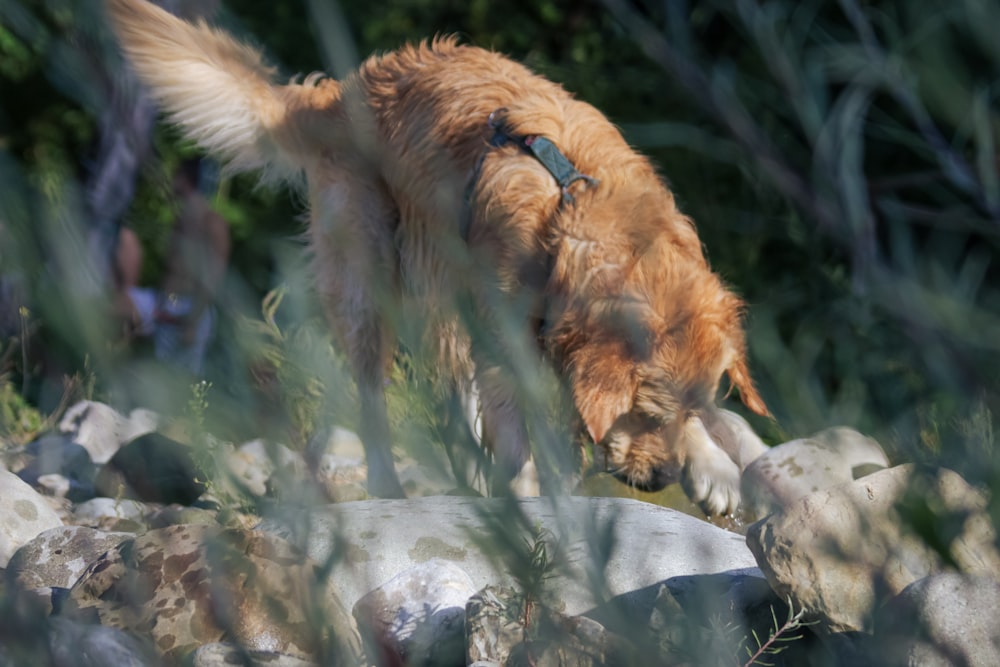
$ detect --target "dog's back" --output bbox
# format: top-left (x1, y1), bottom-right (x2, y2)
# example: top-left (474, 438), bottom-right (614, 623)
top-left (107, 0), bottom-right (583, 312)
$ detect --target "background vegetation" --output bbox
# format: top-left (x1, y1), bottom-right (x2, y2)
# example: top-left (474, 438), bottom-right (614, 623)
top-left (2, 0), bottom-right (998, 505)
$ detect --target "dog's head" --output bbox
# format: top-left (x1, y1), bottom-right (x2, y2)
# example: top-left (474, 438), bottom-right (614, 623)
top-left (547, 194), bottom-right (768, 492)
top-left (571, 287), bottom-right (767, 491)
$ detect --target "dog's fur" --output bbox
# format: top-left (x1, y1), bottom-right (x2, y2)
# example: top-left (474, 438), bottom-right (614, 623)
top-left (106, 0), bottom-right (768, 514)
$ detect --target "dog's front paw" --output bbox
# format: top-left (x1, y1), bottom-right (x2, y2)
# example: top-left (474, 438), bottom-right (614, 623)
top-left (682, 436), bottom-right (742, 516)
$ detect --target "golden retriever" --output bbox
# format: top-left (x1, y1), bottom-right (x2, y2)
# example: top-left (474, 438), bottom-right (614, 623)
top-left (106, 0), bottom-right (768, 514)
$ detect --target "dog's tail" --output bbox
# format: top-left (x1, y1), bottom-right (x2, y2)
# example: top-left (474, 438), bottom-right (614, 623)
top-left (105, 0), bottom-right (338, 180)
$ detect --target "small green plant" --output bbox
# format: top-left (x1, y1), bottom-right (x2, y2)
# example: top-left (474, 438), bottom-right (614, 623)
top-left (468, 508), bottom-right (565, 638)
top-left (186, 378), bottom-right (264, 513)
top-left (187, 379), bottom-right (223, 494)
top-left (653, 589), bottom-right (811, 667)
top-left (187, 379), bottom-right (212, 432)
top-left (0, 378), bottom-right (44, 446)
top-left (516, 523), bottom-right (559, 638)
top-left (739, 598), bottom-right (812, 667)
top-left (238, 287), bottom-right (336, 449)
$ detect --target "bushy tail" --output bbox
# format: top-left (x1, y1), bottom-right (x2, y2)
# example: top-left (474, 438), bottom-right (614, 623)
top-left (105, 0), bottom-right (338, 180)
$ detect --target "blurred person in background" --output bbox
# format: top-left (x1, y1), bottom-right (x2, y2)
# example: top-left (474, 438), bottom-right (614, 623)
top-left (122, 158), bottom-right (230, 376)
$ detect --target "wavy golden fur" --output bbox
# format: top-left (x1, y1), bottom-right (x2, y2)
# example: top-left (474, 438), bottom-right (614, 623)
top-left (106, 0), bottom-right (768, 514)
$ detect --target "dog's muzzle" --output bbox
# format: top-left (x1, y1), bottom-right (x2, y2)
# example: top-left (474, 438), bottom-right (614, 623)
top-left (612, 464), bottom-right (679, 493)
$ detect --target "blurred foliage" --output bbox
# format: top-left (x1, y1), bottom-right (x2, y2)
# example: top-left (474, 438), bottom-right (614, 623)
top-left (233, 286), bottom-right (341, 448)
top-left (593, 0), bottom-right (1000, 486)
top-left (0, 0), bottom-right (998, 492)
top-left (0, 377), bottom-right (44, 446)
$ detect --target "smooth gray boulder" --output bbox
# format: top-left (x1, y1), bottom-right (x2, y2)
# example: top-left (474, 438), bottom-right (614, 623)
top-left (874, 573), bottom-right (1000, 667)
top-left (260, 496), bottom-right (761, 618)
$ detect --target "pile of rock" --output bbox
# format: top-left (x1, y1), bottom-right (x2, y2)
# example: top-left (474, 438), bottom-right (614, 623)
top-left (0, 400), bottom-right (998, 666)
top-left (741, 429), bottom-right (1000, 666)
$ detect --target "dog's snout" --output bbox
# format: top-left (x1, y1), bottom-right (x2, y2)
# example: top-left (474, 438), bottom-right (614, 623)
top-left (613, 464), bottom-right (678, 493)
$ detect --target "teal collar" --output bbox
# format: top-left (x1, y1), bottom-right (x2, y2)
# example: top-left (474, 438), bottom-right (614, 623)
top-left (462, 109), bottom-right (599, 242)
top-left (487, 108), bottom-right (599, 204)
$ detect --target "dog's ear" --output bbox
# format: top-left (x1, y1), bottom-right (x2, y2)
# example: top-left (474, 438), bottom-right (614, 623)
top-left (570, 341), bottom-right (640, 444)
top-left (709, 290), bottom-right (769, 418)
top-left (726, 350), bottom-right (769, 417)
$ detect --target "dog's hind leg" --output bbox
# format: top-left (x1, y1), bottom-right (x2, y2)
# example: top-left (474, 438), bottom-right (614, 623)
top-left (309, 168), bottom-right (404, 498)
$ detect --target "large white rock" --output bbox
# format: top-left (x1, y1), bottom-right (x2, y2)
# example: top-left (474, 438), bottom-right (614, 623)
top-left (261, 496), bottom-right (761, 618)
top-left (0, 469), bottom-right (64, 567)
top-left (58, 401), bottom-right (137, 464)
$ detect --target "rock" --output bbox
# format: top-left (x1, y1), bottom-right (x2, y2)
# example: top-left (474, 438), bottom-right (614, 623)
top-left (125, 408), bottom-right (159, 443)
top-left (0, 572), bottom-right (57, 664)
top-left (354, 558), bottom-right (476, 667)
top-left (309, 427), bottom-right (369, 503)
top-left (94, 432), bottom-right (206, 505)
top-left (261, 496), bottom-right (761, 618)
top-left (72, 498), bottom-right (149, 532)
top-left (225, 441), bottom-right (279, 498)
top-left (634, 574), bottom-right (833, 667)
top-left (34, 474), bottom-right (71, 498)
top-left (466, 587), bottom-right (525, 666)
top-left (746, 464), bottom-right (1000, 633)
top-left (224, 439), bottom-right (305, 498)
top-left (741, 427), bottom-right (889, 519)
top-left (506, 621), bottom-right (632, 667)
top-left (17, 434), bottom-right (97, 502)
top-left (58, 401), bottom-right (132, 465)
top-left (6, 525), bottom-right (131, 591)
top-left (189, 642), bottom-right (318, 666)
top-left (0, 470), bottom-right (64, 568)
top-left (309, 426), bottom-right (457, 501)
top-left (314, 453), bottom-right (369, 503)
top-left (397, 454), bottom-right (465, 498)
top-left (323, 427), bottom-right (366, 460)
top-left (7, 586), bottom-right (71, 618)
top-left (144, 505), bottom-right (219, 529)
top-left (466, 585), bottom-right (635, 667)
top-left (47, 616), bottom-right (159, 667)
top-left (874, 573), bottom-right (1000, 667)
top-left (63, 523), bottom-right (362, 664)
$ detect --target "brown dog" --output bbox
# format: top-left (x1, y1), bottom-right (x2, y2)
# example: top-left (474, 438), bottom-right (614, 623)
top-left (107, 0), bottom-right (768, 514)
